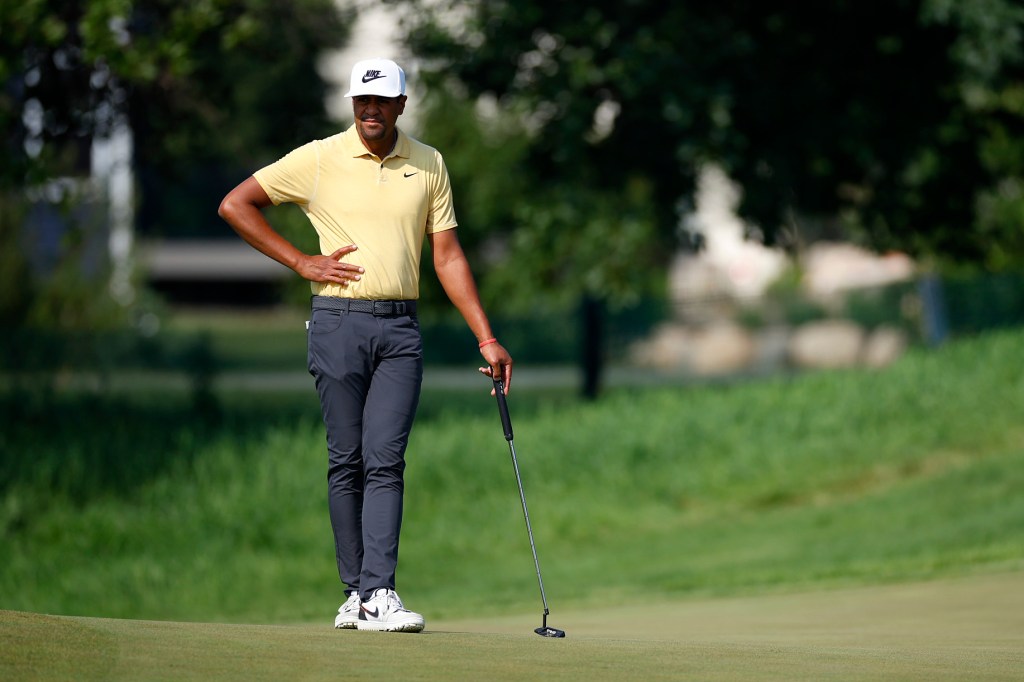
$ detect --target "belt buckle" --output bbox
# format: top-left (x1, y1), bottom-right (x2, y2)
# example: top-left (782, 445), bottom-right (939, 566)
top-left (372, 301), bottom-right (390, 316)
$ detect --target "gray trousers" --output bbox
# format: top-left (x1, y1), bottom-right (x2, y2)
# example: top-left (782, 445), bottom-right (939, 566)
top-left (307, 300), bottom-right (423, 600)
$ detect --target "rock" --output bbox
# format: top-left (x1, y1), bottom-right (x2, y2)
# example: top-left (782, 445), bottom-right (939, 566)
top-left (689, 323), bottom-right (756, 376)
top-left (861, 326), bottom-right (909, 368)
top-left (802, 242), bottom-right (914, 297)
top-left (629, 323), bottom-right (692, 370)
top-left (788, 320), bottom-right (866, 369)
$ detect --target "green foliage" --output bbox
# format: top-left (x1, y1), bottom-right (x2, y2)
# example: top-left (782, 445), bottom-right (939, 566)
top-left (3, 0), bottom-right (352, 167)
top-left (388, 0), bottom-right (1024, 272)
top-left (842, 284), bottom-right (917, 331)
top-left (776, 296), bottom-right (829, 327)
top-left (402, 20), bottom-right (677, 309)
top-left (0, 185), bottom-right (137, 377)
top-left (941, 269), bottom-right (1024, 333)
top-left (0, 193), bottom-right (32, 326)
top-left (0, 0), bottom-right (354, 380)
top-left (1, 328), bottom-right (1022, 622)
top-left (490, 179), bottom-right (664, 311)
top-left (1, 0), bottom-right (352, 238)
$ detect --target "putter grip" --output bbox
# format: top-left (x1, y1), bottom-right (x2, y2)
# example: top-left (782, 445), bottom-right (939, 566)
top-left (493, 379), bottom-right (514, 441)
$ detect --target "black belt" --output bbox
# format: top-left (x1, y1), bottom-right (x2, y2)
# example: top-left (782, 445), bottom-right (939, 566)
top-left (311, 295), bottom-right (416, 316)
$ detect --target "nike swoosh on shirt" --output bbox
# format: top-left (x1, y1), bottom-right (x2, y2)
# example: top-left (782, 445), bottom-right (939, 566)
top-left (404, 172), bottom-right (418, 178)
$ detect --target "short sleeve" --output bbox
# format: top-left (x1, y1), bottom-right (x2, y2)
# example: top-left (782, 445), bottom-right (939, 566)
top-left (253, 142), bottom-right (320, 206)
top-left (427, 151), bottom-right (458, 234)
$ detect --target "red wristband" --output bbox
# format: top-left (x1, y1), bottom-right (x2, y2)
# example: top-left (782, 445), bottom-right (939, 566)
top-left (478, 338), bottom-right (498, 349)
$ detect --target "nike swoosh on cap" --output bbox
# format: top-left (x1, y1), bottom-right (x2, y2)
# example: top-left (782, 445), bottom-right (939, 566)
top-left (362, 74), bottom-right (386, 83)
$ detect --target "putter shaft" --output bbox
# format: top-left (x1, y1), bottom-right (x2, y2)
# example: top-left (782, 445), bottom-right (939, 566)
top-left (493, 379), bottom-right (563, 637)
top-left (506, 437), bottom-right (551, 616)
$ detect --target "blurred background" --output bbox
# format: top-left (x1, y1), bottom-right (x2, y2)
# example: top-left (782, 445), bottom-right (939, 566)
top-left (2, 0), bottom-right (1024, 624)
top-left (2, 0), bottom-right (1023, 400)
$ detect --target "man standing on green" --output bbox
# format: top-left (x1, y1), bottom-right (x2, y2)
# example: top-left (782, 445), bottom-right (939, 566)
top-left (219, 58), bottom-right (512, 633)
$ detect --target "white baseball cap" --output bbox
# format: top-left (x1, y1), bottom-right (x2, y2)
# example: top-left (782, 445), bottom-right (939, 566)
top-left (344, 58), bottom-right (406, 98)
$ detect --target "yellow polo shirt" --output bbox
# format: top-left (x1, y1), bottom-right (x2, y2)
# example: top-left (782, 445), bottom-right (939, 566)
top-left (253, 125), bottom-right (458, 299)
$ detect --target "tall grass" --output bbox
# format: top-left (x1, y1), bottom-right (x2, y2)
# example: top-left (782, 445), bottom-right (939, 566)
top-left (1, 329), bottom-right (1021, 623)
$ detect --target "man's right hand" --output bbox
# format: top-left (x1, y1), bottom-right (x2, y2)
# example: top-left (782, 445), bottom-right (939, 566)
top-left (297, 245), bottom-right (365, 286)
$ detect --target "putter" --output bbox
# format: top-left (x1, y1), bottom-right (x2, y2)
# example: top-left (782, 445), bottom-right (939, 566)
top-left (492, 377), bottom-right (566, 638)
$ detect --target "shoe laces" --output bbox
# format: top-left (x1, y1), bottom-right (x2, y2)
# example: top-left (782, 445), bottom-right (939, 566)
top-left (341, 592), bottom-right (361, 613)
top-left (371, 588), bottom-right (407, 613)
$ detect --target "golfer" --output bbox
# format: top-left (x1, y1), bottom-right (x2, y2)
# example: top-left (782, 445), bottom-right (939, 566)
top-left (218, 57), bottom-right (512, 633)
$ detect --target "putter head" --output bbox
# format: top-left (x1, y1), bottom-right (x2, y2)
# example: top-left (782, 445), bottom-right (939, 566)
top-left (535, 625), bottom-right (566, 638)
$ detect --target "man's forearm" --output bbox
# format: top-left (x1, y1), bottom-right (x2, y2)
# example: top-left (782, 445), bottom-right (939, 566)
top-left (435, 256), bottom-right (495, 342)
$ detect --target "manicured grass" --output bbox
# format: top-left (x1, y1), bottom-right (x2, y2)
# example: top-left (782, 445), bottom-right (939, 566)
top-left (3, 571), bottom-right (1022, 681)
top-left (0, 328), bottom-right (1022, 628)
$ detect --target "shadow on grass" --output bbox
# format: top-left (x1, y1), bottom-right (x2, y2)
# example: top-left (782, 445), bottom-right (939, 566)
top-left (0, 382), bottom-right (582, 508)
top-left (0, 389), bottom-right (321, 506)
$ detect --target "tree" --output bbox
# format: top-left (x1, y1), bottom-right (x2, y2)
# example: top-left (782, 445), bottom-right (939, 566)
top-left (387, 0), bottom-right (1024, 272)
top-left (1, 0), bottom-right (351, 232)
top-left (383, 0), bottom-right (1024, 396)
top-left (0, 0), bottom-right (352, 328)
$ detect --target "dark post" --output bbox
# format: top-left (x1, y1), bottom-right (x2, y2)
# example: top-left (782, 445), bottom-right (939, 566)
top-left (580, 293), bottom-right (603, 400)
top-left (918, 273), bottom-right (949, 347)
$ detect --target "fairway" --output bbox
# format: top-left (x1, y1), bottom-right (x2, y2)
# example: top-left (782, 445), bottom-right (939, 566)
top-left (4, 571), bottom-right (1022, 681)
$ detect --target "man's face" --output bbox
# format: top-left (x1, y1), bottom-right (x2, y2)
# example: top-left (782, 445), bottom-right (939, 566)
top-left (353, 95), bottom-right (407, 144)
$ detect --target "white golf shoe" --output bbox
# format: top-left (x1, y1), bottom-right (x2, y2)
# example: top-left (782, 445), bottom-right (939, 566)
top-left (334, 592), bottom-right (361, 629)
top-left (356, 588), bottom-right (425, 632)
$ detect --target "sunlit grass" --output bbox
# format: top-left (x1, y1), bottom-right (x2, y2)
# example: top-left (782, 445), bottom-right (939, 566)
top-left (1, 329), bottom-right (1022, 623)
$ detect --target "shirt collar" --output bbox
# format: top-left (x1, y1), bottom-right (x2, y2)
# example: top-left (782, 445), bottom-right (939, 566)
top-left (343, 124), bottom-right (410, 160)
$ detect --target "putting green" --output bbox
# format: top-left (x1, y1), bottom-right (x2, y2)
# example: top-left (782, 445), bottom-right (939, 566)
top-left (3, 571), bottom-right (1022, 681)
